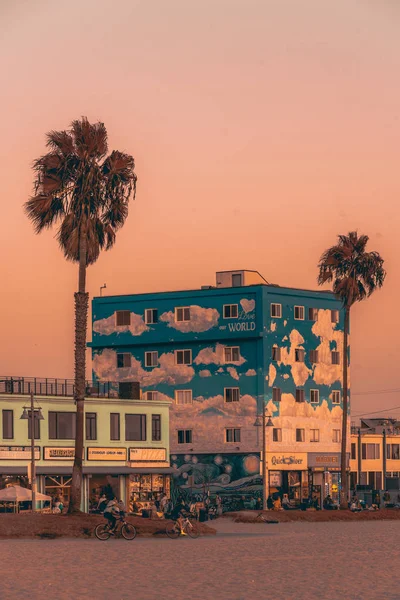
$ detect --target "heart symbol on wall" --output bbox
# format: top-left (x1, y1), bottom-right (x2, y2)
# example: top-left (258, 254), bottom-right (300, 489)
top-left (240, 298), bottom-right (255, 313)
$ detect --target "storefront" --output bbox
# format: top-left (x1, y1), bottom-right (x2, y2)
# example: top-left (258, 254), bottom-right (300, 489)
top-left (267, 452), bottom-right (308, 505)
top-left (308, 452), bottom-right (343, 507)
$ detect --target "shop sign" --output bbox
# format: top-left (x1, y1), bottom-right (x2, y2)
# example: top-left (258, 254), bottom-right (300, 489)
top-left (87, 447), bottom-right (127, 461)
top-left (44, 447), bottom-right (76, 460)
top-left (267, 452), bottom-right (307, 470)
top-left (0, 446), bottom-right (40, 460)
top-left (308, 453), bottom-right (341, 468)
top-left (129, 448), bottom-right (167, 462)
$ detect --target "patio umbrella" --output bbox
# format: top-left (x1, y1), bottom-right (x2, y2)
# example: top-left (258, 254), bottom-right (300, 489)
top-left (0, 486), bottom-right (51, 502)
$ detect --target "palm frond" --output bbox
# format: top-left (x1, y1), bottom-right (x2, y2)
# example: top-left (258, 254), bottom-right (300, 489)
top-left (24, 194), bottom-right (65, 233)
top-left (71, 117), bottom-right (108, 160)
top-left (46, 130), bottom-right (75, 156)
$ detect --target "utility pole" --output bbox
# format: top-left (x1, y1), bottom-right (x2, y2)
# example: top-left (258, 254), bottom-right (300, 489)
top-left (30, 391), bottom-right (36, 512)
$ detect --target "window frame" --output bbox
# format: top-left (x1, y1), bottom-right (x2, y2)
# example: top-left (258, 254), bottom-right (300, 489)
top-left (125, 414), bottom-right (147, 442)
top-left (294, 305), bottom-right (305, 320)
top-left (85, 412), bottom-right (97, 441)
top-left (223, 304), bottom-right (238, 319)
top-left (115, 310), bottom-right (131, 327)
top-left (177, 429), bottom-right (193, 444)
top-left (296, 428), bottom-right (305, 442)
top-left (144, 308), bottom-right (158, 324)
top-left (48, 411), bottom-right (76, 440)
top-left (295, 389), bottom-right (305, 403)
top-left (333, 429), bottom-right (341, 443)
top-left (295, 348), bottom-right (305, 363)
top-left (224, 346), bottom-right (240, 363)
top-left (331, 309), bottom-right (339, 323)
top-left (308, 307), bottom-right (318, 321)
top-left (117, 353), bottom-right (132, 368)
top-left (143, 391), bottom-right (158, 401)
top-left (2, 409), bottom-right (14, 440)
top-left (152, 414), bottom-right (161, 442)
top-left (225, 428), bottom-right (241, 443)
top-left (270, 303), bottom-right (282, 318)
top-left (175, 349), bottom-right (192, 365)
top-left (310, 428), bottom-right (320, 442)
top-left (175, 306), bottom-right (191, 322)
top-left (331, 351), bottom-right (340, 365)
top-left (351, 442), bottom-right (356, 460)
top-left (224, 387), bottom-right (240, 403)
top-left (272, 387), bottom-right (282, 403)
top-left (271, 346), bottom-right (281, 361)
top-left (145, 351), bottom-right (158, 368)
top-left (272, 428), bottom-right (282, 442)
top-left (309, 349), bottom-right (319, 364)
top-left (175, 390), bottom-right (193, 405)
top-left (231, 274), bottom-right (243, 287)
top-left (310, 389), bottom-right (320, 404)
top-left (27, 411), bottom-right (41, 440)
top-left (331, 391), bottom-right (341, 405)
top-left (110, 413), bottom-right (120, 441)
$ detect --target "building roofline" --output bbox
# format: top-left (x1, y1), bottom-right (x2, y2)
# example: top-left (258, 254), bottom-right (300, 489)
top-left (216, 269), bottom-right (270, 284)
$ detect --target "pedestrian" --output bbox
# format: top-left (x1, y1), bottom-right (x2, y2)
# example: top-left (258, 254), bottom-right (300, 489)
top-left (267, 495), bottom-right (274, 510)
top-left (383, 490), bottom-right (391, 507)
top-left (216, 494), bottom-right (223, 516)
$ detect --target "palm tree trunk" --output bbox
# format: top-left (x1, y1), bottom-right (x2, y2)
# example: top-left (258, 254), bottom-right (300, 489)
top-left (68, 230), bottom-right (88, 514)
top-left (340, 305), bottom-right (350, 509)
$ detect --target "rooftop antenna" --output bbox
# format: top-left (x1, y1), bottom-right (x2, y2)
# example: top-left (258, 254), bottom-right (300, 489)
top-left (100, 283), bottom-right (107, 297)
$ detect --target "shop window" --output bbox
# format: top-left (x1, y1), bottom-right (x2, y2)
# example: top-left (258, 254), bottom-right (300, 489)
top-left (110, 413), bottom-right (120, 441)
top-left (116, 310), bottom-right (131, 326)
top-left (331, 351), bottom-right (340, 365)
top-left (272, 428), bottom-right (282, 442)
top-left (223, 304), bottom-right (238, 319)
top-left (27, 411), bottom-right (41, 440)
top-left (272, 346), bottom-right (281, 361)
top-left (117, 353), bottom-right (131, 368)
top-left (128, 474), bottom-right (167, 507)
top-left (308, 307), bottom-right (318, 321)
top-left (361, 443), bottom-right (380, 460)
top-left (224, 388), bottom-right (240, 403)
top-left (49, 412), bottom-right (76, 440)
top-left (351, 443), bottom-right (356, 460)
top-left (152, 414), bottom-right (161, 441)
top-left (272, 387), bottom-right (281, 402)
top-left (145, 351), bottom-right (158, 367)
top-left (175, 349), bottom-right (192, 365)
top-left (175, 307), bottom-right (191, 322)
top-left (331, 309), bottom-right (339, 323)
top-left (295, 349), bottom-right (305, 363)
top-left (45, 475), bottom-right (72, 508)
top-left (178, 429), bottom-right (192, 444)
top-left (295, 389), bottom-right (305, 403)
top-left (2, 409), bottom-right (14, 439)
top-left (85, 412), bottom-right (97, 441)
top-left (224, 347), bottom-right (240, 362)
top-left (310, 390), bottom-right (319, 404)
top-left (368, 472), bottom-right (383, 489)
top-left (270, 303), bottom-right (282, 318)
top-left (294, 306), bottom-right (305, 320)
top-left (333, 429), bottom-right (341, 443)
top-left (125, 414), bottom-right (146, 441)
top-left (145, 308), bottom-right (158, 324)
top-left (309, 350), bottom-right (319, 364)
top-left (175, 390), bottom-right (192, 405)
top-left (225, 428), bottom-right (241, 443)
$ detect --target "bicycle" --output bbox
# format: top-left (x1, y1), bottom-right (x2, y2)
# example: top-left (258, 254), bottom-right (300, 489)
top-left (95, 514), bottom-right (137, 540)
top-left (165, 516), bottom-right (200, 539)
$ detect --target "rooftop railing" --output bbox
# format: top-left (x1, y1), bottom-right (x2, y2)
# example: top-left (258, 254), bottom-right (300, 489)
top-left (0, 377), bottom-right (117, 398)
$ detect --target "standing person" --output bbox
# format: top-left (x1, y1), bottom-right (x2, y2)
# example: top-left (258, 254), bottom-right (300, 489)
top-left (160, 493), bottom-right (168, 513)
top-left (216, 494), bottom-right (223, 516)
top-left (383, 490), bottom-right (391, 507)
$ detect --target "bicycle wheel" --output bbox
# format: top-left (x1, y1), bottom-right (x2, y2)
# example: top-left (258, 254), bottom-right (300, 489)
top-left (95, 523), bottom-right (111, 540)
top-left (186, 521), bottom-right (200, 539)
top-left (166, 523), bottom-right (180, 539)
top-left (121, 523), bottom-right (137, 540)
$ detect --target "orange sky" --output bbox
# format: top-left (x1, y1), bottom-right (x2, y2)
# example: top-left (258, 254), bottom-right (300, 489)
top-left (0, 1), bottom-right (399, 418)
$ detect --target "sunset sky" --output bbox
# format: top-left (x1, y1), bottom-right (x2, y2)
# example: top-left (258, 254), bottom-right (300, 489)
top-left (1, 0), bottom-right (399, 418)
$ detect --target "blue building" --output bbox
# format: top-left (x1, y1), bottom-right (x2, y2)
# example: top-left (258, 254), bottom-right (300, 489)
top-left (90, 270), bottom-right (349, 507)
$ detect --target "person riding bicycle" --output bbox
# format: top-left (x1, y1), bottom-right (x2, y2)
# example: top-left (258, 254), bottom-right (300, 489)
top-left (170, 497), bottom-right (190, 535)
top-left (103, 497), bottom-right (121, 534)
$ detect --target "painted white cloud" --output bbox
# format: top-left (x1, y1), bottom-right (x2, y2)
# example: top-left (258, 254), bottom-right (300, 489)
top-left (93, 313), bottom-right (148, 336)
top-left (227, 366), bottom-right (239, 380)
top-left (199, 369), bottom-right (212, 378)
top-left (240, 298), bottom-right (255, 314)
top-left (194, 343), bottom-right (246, 366)
top-left (93, 348), bottom-right (194, 387)
top-left (160, 305), bottom-right (219, 333)
top-left (245, 369), bottom-right (256, 377)
top-left (268, 364), bottom-right (277, 387)
top-left (270, 322), bottom-right (277, 332)
top-left (279, 329), bottom-right (312, 386)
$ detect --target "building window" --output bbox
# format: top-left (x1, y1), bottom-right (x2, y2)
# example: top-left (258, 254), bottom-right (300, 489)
top-left (295, 349), bottom-right (305, 363)
top-left (333, 429), bottom-right (341, 443)
top-left (225, 428), bottom-right (241, 443)
top-left (125, 414), bottom-right (146, 441)
top-left (310, 429), bottom-right (320, 442)
top-left (273, 428), bottom-right (282, 442)
top-left (331, 391), bottom-right (341, 404)
top-left (116, 310), bottom-right (131, 326)
top-left (232, 274), bottom-right (242, 287)
top-left (175, 307), bottom-right (191, 322)
top-left (143, 391), bottom-right (158, 401)
top-left (145, 351), bottom-right (158, 367)
top-left (368, 472), bottom-right (382, 490)
top-left (295, 389), bottom-right (305, 403)
top-left (308, 307), bottom-right (318, 321)
top-left (225, 388), bottom-right (240, 403)
top-left (223, 304), bottom-right (238, 319)
top-left (331, 351), bottom-right (340, 365)
top-left (27, 411), bottom-right (41, 440)
top-left (110, 413), bottom-right (120, 441)
top-left (272, 346), bottom-right (281, 361)
top-left (145, 308), bottom-right (158, 324)
top-left (178, 429), bottom-right (192, 444)
top-left (270, 303), bottom-right (282, 318)
top-left (331, 309), bottom-right (339, 323)
top-left (152, 415), bottom-right (161, 441)
top-left (2, 410), bottom-right (13, 439)
top-left (85, 412), bottom-right (97, 441)
top-left (387, 472), bottom-right (400, 478)
top-left (387, 444), bottom-right (400, 460)
top-left (175, 390), bottom-right (193, 405)
top-left (117, 353), bottom-right (131, 368)
top-left (272, 388), bottom-right (282, 402)
top-left (309, 350), bottom-right (319, 363)
top-left (351, 443), bottom-right (356, 460)
top-left (296, 428), bottom-right (305, 442)
top-left (310, 390), bottom-right (319, 404)
top-left (175, 349), bottom-right (192, 365)
top-left (294, 306), bottom-right (305, 320)
top-left (49, 412), bottom-right (76, 440)
top-left (361, 443), bottom-right (380, 460)
top-left (224, 347), bottom-right (240, 362)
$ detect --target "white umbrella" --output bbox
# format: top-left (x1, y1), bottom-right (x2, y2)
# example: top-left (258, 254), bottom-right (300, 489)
top-left (0, 486), bottom-right (51, 502)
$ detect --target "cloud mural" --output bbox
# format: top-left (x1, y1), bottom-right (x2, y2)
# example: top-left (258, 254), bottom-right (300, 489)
top-left (93, 312), bottom-right (148, 336)
top-left (227, 366), bottom-right (239, 380)
top-left (160, 305), bottom-right (219, 333)
top-left (245, 369), bottom-right (256, 377)
top-left (199, 369), bottom-right (212, 378)
top-left (312, 309), bottom-right (346, 387)
top-left (194, 343), bottom-right (246, 366)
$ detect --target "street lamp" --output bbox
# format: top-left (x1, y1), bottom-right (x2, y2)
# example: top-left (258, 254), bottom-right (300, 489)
top-left (100, 283), bottom-right (107, 297)
top-left (254, 407), bottom-right (274, 510)
top-left (20, 392), bottom-right (44, 512)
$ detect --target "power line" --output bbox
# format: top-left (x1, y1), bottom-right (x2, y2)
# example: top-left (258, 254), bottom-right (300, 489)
top-left (352, 405), bottom-right (400, 418)
top-left (351, 388), bottom-right (400, 396)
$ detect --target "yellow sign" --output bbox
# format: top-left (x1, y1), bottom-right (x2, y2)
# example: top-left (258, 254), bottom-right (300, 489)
top-left (266, 452), bottom-right (308, 470)
top-left (332, 484), bottom-right (338, 492)
top-left (87, 447), bottom-right (127, 461)
top-left (129, 448), bottom-right (167, 462)
top-left (44, 447), bottom-right (75, 460)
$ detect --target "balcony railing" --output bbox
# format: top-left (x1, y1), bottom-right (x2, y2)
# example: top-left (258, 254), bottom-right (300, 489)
top-left (0, 377), bottom-right (117, 398)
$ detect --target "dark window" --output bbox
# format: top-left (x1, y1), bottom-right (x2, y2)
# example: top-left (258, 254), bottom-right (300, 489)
top-left (295, 349), bottom-right (305, 362)
top-left (309, 350), bottom-right (319, 363)
top-left (145, 308), bottom-right (158, 324)
top-left (362, 443), bottom-right (380, 460)
top-left (49, 412), bottom-right (76, 440)
top-left (2, 410), bottom-right (13, 439)
top-left (273, 428), bottom-right (282, 442)
top-left (350, 472), bottom-right (357, 490)
top-left (225, 388), bottom-right (240, 402)
top-left (117, 353), bottom-right (131, 368)
top-left (176, 350), bottom-right (192, 365)
top-left (224, 347), bottom-right (240, 362)
top-left (331, 310), bottom-right (339, 323)
top-left (178, 429), bottom-right (192, 444)
top-left (294, 306), bottom-right (305, 320)
top-left (308, 307), bottom-right (318, 321)
top-left (232, 274), bottom-right (242, 287)
top-left (28, 411), bottom-right (41, 440)
top-left (116, 310), bottom-right (131, 326)
top-left (226, 428), bottom-right (241, 442)
top-left (310, 390), bottom-right (319, 404)
top-left (85, 413), bottom-right (97, 441)
top-left (223, 304), bottom-right (238, 318)
top-left (125, 414), bottom-right (146, 441)
top-left (351, 443), bottom-right (356, 460)
top-left (145, 351), bottom-right (158, 367)
top-left (271, 303), bottom-right (282, 318)
top-left (331, 351), bottom-right (340, 365)
top-left (296, 428), bottom-right (305, 442)
top-left (272, 388), bottom-right (281, 402)
top-left (176, 307), bottom-right (190, 322)
top-left (152, 415), bottom-right (161, 441)
top-left (391, 444), bottom-right (400, 460)
top-left (295, 389), bottom-right (305, 403)
top-left (110, 413), bottom-right (120, 441)
top-left (272, 346), bottom-right (281, 361)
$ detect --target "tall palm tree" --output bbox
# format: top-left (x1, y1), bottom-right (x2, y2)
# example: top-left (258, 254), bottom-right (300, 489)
top-left (25, 117), bottom-right (137, 513)
top-left (317, 231), bottom-right (385, 509)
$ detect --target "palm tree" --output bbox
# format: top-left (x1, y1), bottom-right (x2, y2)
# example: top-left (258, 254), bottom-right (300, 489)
top-left (317, 231), bottom-right (385, 509)
top-left (25, 117), bottom-right (137, 513)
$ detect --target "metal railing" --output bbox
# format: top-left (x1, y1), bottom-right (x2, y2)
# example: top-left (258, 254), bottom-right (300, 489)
top-left (0, 377), bottom-right (117, 398)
